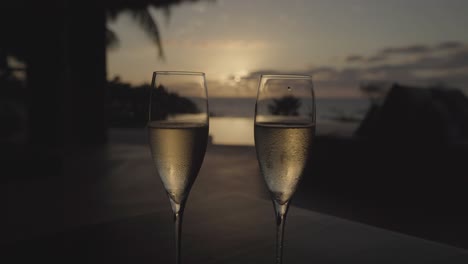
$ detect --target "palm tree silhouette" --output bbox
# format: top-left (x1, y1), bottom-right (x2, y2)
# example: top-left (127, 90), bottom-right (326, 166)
top-left (0, 1), bottom-right (210, 65)
top-left (150, 84), bottom-right (200, 120)
top-left (268, 95), bottom-right (301, 116)
top-left (107, 7), bottom-right (164, 58)
top-left (0, 0), bottom-right (212, 146)
top-left (106, 0), bottom-right (212, 58)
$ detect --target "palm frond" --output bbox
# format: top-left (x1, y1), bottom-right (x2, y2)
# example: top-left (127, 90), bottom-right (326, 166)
top-left (106, 8), bottom-right (120, 21)
top-left (162, 6), bottom-right (171, 25)
top-left (130, 8), bottom-right (164, 59)
top-left (106, 28), bottom-right (120, 49)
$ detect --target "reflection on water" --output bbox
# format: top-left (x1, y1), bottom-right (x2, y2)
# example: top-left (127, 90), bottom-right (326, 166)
top-left (209, 117), bottom-right (254, 146)
top-left (209, 97), bottom-right (369, 120)
top-left (209, 117), bottom-right (360, 146)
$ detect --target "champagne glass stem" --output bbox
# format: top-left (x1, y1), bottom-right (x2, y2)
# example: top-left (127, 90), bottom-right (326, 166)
top-left (276, 214), bottom-right (285, 264)
top-left (171, 199), bottom-right (185, 264)
top-left (274, 201), bottom-right (290, 264)
top-left (174, 211), bottom-right (184, 264)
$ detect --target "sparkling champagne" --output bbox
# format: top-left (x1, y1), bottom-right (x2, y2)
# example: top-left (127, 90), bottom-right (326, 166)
top-left (148, 122), bottom-right (208, 205)
top-left (255, 122), bottom-right (314, 205)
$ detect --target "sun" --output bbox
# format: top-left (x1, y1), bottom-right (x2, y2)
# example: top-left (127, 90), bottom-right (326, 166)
top-left (233, 69), bottom-right (249, 83)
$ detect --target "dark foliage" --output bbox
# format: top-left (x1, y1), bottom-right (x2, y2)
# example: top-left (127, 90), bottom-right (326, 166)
top-left (267, 95), bottom-right (301, 116)
top-left (106, 77), bottom-right (199, 127)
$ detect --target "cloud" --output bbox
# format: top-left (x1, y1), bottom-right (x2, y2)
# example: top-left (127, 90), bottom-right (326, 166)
top-left (244, 69), bottom-right (312, 80)
top-left (366, 54), bottom-right (387, 63)
top-left (347, 41), bottom-right (466, 65)
top-left (243, 42), bottom-right (468, 88)
top-left (164, 38), bottom-right (268, 49)
top-left (349, 46), bottom-right (468, 83)
top-left (347, 54), bottom-right (389, 64)
top-left (436, 49), bottom-right (468, 69)
top-left (240, 41), bottom-right (468, 98)
top-left (436, 41), bottom-right (464, 50)
top-left (380, 44), bottom-right (430, 55)
top-left (192, 4), bottom-right (207, 13)
top-left (346, 55), bottom-right (364, 63)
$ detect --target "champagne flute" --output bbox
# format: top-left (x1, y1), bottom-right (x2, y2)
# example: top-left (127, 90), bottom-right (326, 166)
top-left (148, 71), bottom-right (209, 264)
top-left (254, 75), bottom-right (315, 264)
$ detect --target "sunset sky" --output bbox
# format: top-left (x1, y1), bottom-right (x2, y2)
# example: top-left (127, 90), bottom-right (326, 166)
top-left (107, 0), bottom-right (468, 98)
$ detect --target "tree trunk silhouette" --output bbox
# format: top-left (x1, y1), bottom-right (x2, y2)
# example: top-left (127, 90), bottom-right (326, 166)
top-left (28, 1), bottom-right (107, 149)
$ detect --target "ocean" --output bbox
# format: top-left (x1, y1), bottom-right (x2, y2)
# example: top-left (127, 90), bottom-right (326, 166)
top-left (209, 97), bottom-right (370, 121)
top-left (208, 97), bottom-right (371, 145)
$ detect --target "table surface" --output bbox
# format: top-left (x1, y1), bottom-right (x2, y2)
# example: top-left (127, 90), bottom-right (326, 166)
top-left (9, 192), bottom-right (468, 264)
top-left (5, 129), bottom-right (468, 263)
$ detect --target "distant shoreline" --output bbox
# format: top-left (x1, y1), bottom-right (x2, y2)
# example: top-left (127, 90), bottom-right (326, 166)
top-left (109, 117), bottom-right (359, 147)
